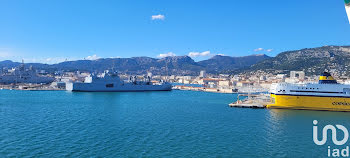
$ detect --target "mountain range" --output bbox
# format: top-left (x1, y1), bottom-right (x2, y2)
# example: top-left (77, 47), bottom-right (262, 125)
top-left (248, 45), bottom-right (350, 75)
top-left (0, 54), bottom-right (270, 75)
top-left (2, 45), bottom-right (350, 76)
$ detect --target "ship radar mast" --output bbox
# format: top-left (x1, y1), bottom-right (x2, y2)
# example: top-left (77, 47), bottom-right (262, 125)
top-left (165, 60), bottom-right (169, 82)
top-left (19, 59), bottom-right (25, 71)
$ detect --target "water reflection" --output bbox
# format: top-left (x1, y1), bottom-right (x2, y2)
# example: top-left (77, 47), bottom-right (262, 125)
top-left (264, 109), bottom-right (350, 157)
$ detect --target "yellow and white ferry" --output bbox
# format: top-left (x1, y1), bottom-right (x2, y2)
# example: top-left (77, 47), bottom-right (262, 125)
top-left (267, 72), bottom-right (350, 112)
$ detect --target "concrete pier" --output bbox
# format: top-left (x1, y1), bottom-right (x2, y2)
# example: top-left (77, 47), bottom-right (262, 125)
top-left (173, 85), bottom-right (238, 93)
top-left (229, 103), bottom-right (266, 108)
top-left (228, 93), bottom-right (270, 109)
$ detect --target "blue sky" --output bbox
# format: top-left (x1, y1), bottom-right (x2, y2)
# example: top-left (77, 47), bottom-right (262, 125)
top-left (0, 0), bottom-right (349, 63)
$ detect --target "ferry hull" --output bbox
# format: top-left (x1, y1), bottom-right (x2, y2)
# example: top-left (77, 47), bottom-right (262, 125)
top-left (267, 94), bottom-right (350, 112)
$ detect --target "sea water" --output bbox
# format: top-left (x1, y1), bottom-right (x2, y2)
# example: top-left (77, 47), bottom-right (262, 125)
top-left (0, 90), bottom-right (349, 157)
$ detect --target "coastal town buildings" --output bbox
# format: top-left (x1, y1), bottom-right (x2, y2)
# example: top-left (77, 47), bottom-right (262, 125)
top-left (2, 63), bottom-right (350, 93)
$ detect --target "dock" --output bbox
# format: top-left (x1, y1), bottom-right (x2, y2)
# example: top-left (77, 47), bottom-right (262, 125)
top-left (228, 93), bottom-right (270, 109)
top-left (0, 84), bottom-right (64, 91)
top-left (229, 103), bottom-right (266, 108)
top-left (173, 85), bottom-right (238, 93)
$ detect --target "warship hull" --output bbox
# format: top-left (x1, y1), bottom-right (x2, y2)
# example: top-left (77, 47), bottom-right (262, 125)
top-left (66, 82), bottom-right (172, 92)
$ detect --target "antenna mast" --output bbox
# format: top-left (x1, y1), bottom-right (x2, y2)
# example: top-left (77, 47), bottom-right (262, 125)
top-left (166, 60), bottom-right (169, 82)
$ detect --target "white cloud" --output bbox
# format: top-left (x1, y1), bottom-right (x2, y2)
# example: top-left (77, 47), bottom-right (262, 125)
top-left (0, 52), bottom-right (12, 58)
top-left (109, 56), bottom-right (121, 58)
top-left (158, 52), bottom-right (176, 58)
top-left (254, 48), bottom-right (273, 52)
top-left (0, 48), bottom-right (81, 64)
top-left (0, 48), bottom-right (13, 58)
top-left (188, 51), bottom-right (211, 58)
top-left (254, 48), bottom-right (264, 52)
top-left (85, 54), bottom-right (100, 60)
top-left (21, 57), bottom-right (70, 64)
top-left (151, 14), bottom-right (165, 20)
top-left (217, 54), bottom-right (225, 56)
top-left (44, 57), bottom-right (68, 63)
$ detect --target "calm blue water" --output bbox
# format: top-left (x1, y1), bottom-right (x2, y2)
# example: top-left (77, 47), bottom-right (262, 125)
top-left (0, 90), bottom-right (350, 157)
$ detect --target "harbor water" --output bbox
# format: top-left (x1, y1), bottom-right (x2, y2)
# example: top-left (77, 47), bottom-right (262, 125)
top-left (0, 90), bottom-right (349, 157)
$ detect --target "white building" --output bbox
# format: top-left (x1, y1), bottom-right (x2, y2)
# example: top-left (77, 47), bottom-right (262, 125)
top-left (199, 70), bottom-right (206, 78)
top-left (290, 71), bottom-right (305, 80)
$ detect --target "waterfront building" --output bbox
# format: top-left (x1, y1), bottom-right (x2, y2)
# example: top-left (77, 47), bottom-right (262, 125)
top-left (290, 71), bottom-right (305, 80)
top-left (276, 74), bottom-right (287, 79)
top-left (218, 80), bottom-right (232, 89)
top-left (199, 70), bottom-right (206, 78)
top-left (236, 81), bottom-right (254, 87)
